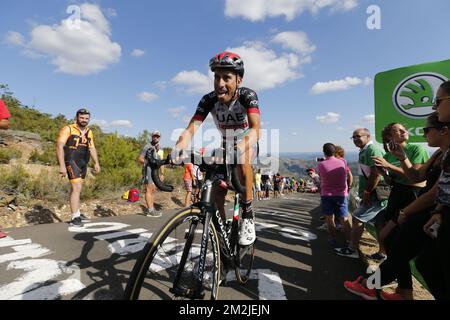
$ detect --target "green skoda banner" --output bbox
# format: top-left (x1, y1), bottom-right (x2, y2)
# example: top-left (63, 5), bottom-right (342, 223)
top-left (375, 59), bottom-right (450, 143)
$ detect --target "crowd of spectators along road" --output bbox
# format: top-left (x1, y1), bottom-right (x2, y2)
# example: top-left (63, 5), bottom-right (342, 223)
top-left (310, 82), bottom-right (450, 300)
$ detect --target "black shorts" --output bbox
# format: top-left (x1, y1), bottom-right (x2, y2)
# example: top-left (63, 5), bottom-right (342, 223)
top-left (65, 160), bottom-right (87, 181)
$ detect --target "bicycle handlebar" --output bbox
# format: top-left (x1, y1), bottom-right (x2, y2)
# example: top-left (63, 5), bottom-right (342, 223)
top-left (149, 149), bottom-right (246, 195)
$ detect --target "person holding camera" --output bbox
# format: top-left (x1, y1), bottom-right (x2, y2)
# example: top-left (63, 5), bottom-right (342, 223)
top-left (317, 143), bottom-right (352, 248)
top-left (371, 123), bottom-right (429, 250)
top-left (344, 113), bottom-right (447, 300)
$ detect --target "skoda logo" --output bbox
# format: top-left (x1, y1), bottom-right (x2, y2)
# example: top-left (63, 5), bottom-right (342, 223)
top-left (393, 72), bottom-right (448, 118)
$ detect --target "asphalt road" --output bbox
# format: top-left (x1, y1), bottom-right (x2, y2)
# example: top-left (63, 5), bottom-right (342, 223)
top-left (0, 193), bottom-right (366, 300)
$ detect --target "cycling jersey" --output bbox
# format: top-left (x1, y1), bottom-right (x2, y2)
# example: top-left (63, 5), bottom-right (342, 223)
top-left (191, 87), bottom-right (260, 141)
top-left (58, 124), bottom-right (95, 163)
top-left (57, 124), bottom-right (95, 181)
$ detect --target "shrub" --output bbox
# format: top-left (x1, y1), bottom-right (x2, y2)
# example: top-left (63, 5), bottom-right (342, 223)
top-left (0, 147), bottom-right (22, 164)
top-left (28, 143), bottom-right (58, 165)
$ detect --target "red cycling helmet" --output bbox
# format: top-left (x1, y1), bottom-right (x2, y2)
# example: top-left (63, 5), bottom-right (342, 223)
top-left (209, 51), bottom-right (244, 77)
top-left (307, 168), bottom-right (316, 173)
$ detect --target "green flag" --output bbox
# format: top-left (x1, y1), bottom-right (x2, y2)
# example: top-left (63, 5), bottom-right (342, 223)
top-left (374, 60), bottom-right (450, 143)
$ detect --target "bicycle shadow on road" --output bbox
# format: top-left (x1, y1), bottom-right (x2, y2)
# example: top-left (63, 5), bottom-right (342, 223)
top-left (65, 231), bottom-right (143, 300)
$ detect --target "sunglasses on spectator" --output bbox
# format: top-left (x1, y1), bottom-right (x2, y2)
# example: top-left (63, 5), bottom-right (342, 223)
top-left (423, 126), bottom-right (447, 135)
top-left (350, 134), bottom-right (368, 140)
top-left (432, 96), bottom-right (450, 109)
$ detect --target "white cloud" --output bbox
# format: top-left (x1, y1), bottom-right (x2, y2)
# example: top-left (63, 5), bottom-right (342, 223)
top-left (171, 34), bottom-right (315, 93)
top-left (271, 31), bottom-right (316, 54)
top-left (4, 31), bottom-right (25, 46)
top-left (137, 91), bottom-right (158, 103)
top-left (316, 112), bottom-right (340, 124)
top-left (131, 49), bottom-right (145, 57)
top-left (92, 119), bottom-right (132, 129)
top-left (363, 114), bottom-right (375, 124)
top-left (168, 106), bottom-right (187, 118)
top-left (172, 70), bottom-right (212, 94)
top-left (16, 3), bottom-right (121, 75)
top-left (225, 0), bottom-right (358, 22)
top-left (154, 81), bottom-right (167, 90)
top-left (110, 120), bottom-right (132, 128)
top-left (228, 41), bottom-right (304, 91)
top-left (105, 8), bottom-right (117, 17)
top-left (311, 76), bottom-right (372, 95)
top-left (91, 119), bottom-right (109, 129)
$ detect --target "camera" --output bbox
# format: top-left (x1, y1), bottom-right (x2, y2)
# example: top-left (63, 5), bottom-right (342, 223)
top-left (316, 157), bottom-right (325, 162)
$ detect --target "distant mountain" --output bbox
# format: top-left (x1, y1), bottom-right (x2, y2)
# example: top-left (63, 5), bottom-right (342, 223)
top-left (258, 153), bottom-right (359, 178)
top-left (279, 152), bottom-right (359, 162)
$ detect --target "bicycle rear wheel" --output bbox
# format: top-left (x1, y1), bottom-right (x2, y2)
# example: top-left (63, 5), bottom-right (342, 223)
top-left (124, 207), bottom-right (221, 300)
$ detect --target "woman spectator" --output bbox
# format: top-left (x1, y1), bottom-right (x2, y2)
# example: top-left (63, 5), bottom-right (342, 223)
top-left (415, 80), bottom-right (450, 300)
top-left (372, 122), bottom-right (429, 249)
top-left (344, 112), bottom-right (448, 299)
top-left (335, 145), bottom-right (353, 194)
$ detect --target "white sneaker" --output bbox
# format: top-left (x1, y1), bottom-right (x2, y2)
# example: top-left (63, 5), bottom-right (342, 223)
top-left (239, 219), bottom-right (256, 246)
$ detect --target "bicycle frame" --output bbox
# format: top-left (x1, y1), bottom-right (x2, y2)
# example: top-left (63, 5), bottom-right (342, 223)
top-left (171, 169), bottom-right (242, 299)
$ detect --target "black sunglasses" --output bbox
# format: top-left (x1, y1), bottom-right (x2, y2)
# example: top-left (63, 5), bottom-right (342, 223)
top-left (423, 126), bottom-right (447, 135)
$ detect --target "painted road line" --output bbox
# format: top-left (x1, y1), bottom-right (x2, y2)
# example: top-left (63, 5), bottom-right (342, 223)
top-left (94, 228), bottom-right (148, 241)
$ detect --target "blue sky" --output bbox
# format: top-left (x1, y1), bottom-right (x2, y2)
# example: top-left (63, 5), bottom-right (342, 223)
top-left (1, 0), bottom-right (449, 153)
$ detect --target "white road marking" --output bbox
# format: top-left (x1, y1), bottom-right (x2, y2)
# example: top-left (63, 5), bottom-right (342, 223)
top-left (94, 228), bottom-right (148, 241)
top-left (0, 244), bottom-right (51, 264)
top-left (0, 259), bottom-right (85, 300)
top-left (68, 222), bottom-right (130, 233)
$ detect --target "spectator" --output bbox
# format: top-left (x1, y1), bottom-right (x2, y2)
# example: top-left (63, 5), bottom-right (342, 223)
top-left (0, 98), bottom-right (11, 130)
top-left (254, 169), bottom-right (262, 201)
top-left (0, 98), bottom-right (11, 238)
top-left (344, 113), bottom-right (448, 300)
top-left (137, 130), bottom-right (164, 217)
top-left (273, 173), bottom-right (282, 198)
top-left (56, 108), bottom-right (100, 227)
top-left (335, 145), bottom-right (353, 193)
top-left (372, 122), bottom-right (429, 252)
top-left (415, 80), bottom-right (450, 300)
top-left (317, 143), bottom-right (352, 248)
top-left (335, 129), bottom-right (386, 260)
top-left (192, 163), bottom-right (203, 202)
top-left (183, 162), bottom-right (195, 207)
top-left (307, 168), bottom-right (320, 190)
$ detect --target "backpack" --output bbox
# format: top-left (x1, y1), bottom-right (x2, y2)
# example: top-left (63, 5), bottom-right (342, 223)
top-left (128, 188), bottom-right (140, 202)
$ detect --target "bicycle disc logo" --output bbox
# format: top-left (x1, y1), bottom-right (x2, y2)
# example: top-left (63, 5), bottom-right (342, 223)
top-left (393, 73), bottom-right (448, 118)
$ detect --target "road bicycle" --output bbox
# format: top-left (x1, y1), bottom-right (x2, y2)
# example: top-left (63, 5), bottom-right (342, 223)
top-left (124, 148), bottom-right (255, 300)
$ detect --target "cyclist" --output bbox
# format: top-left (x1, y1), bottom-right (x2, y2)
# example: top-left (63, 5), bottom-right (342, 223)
top-left (174, 51), bottom-right (261, 246)
top-left (56, 108), bottom-right (100, 227)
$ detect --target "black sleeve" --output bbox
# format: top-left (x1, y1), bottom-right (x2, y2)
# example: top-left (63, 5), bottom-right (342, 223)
top-left (192, 92), bottom-right (216, 122)
top-left (239, 87), bottom-right (260, 114)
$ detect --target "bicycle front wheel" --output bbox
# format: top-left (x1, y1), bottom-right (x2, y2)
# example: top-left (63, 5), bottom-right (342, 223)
top-left (124, 207), bottom-right (221, 300)
top-left (235, 242), bottom-right (255, 284)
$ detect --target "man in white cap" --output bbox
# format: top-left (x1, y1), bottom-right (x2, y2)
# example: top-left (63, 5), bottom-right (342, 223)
top-left (137, 130), bottom-right (164, 217)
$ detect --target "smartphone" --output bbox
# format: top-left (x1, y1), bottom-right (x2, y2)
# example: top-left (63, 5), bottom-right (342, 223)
top-left (387, 140), bottom-right (396, 152)
top-left (428, 222), bottom-right (440, 238)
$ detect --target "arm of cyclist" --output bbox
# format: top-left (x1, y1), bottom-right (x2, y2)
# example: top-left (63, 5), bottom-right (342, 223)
top-left (174, 119), bottom-right (202, 154)
top-left (236, 113), bottom-right (261, 158)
